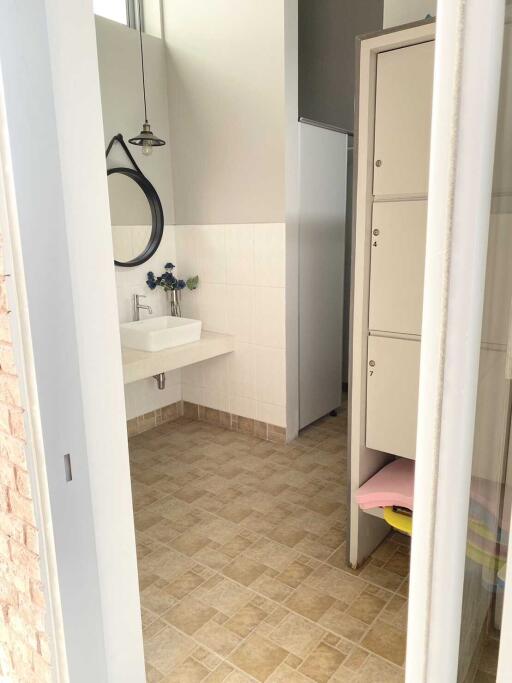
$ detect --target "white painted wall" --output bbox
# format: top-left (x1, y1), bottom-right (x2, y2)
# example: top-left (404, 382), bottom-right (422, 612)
top-left (162, 0), bottom-right (286, 225)
top-left (176, 223), bottom-right (287, 427)
top-left (95, 16), bottom-right (174, 221)
top-left (383, 0), bottom-right (436, 28)
top-left (96, 17), bottom-right (184, 419)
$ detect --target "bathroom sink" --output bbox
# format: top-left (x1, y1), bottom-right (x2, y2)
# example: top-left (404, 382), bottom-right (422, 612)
top-left (120, 316), bottom-right (202, 352)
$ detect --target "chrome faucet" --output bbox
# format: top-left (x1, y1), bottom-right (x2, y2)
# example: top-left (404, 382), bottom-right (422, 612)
top-left (133, 294), bottom-right (153, 321)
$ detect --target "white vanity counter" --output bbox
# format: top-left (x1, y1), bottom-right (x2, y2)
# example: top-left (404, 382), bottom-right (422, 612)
top-left (122, 331), bottom-right (235, 384)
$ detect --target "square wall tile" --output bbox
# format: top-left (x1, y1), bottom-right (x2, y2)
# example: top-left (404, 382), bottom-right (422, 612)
top-left (254, 223), bottom-right (285, 288)
top-left (174, 225), bottom-right (198, 276)
top-left (230, 395), bottom-right (258, 421)
top-left (228, 344), bottom-right (256, 399)
top-left (202, 356), bottom-right (229, 394)
top-left (257, 402), bottom-right (286, 428)
top-left (199, 284), bottom-right (228, 333)
top-left (226, 225), bottom-right (254, 285)
top-left (182, 360), bottom-right (205, 388)
top-left (255, 347), bottom-right (286, 406)
top-left (253, 287), bottom-right (285, 349)
top-left (202, 388), bottom-right (229, 412)
top-left (196, 225), bottom-right (226, 283)
top-left (227, 286), bottom-right (254, 343)
top-left (182, 384), bottom-right (203, 405)
top-left (180, 288), bottom-right (201, 320)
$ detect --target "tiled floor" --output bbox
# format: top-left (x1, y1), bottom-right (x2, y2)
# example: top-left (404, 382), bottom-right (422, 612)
top-left (130, 401), bottom-right (409, 682)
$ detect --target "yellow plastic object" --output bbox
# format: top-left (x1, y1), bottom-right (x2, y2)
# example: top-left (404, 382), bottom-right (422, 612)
top-left (383, 507), bottom-right (412, 536)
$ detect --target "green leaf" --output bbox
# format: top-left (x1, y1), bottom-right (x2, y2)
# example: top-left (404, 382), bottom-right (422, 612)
top-left (186, 275), bottom-right (199, 291)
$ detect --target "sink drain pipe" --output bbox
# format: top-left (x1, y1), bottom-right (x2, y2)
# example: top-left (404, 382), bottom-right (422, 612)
top-left (153, 372), bottom-right (166, 390)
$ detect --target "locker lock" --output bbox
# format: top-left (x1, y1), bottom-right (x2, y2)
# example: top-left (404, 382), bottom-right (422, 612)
top-left (373, 229), bottom-right (380, 236)
top-left (369, 360), bottom-right (375, 367)
top-left (375, 159), bottom-right (382, 167)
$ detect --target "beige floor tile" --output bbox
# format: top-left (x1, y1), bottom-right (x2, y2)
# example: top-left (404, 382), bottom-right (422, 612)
top-left (268, 525), bottom-right (308, 548)
top-left (384, 549), bottom-right (410, 578)
top-left (162, 657), bottom-right (210, 682)
top-left (331, 656), bottom-right (404, 683)
top-left (244, 538), bottom-right (299, 572)
top-left (304, 565), bottom-right (365, 605)
top-left (163, 596), bottom-right (217, 635)
top-left (250, 574), bottom-right (294, 603)
top-left (224, 672), bottom-right (257, 682)
top-left (193, 547), bottom-right (233, 571)
top-left (222, 556), bottom-right (267, 586)
top-left (144, 626), bottom-right (196, 675)
top-left (139, 546), bottom-right (193, 582)
top-left (269, 613), bottom-right (325, 658)
top-left (205, 662), bottom-right (235, 682)
top-left (131, 405), bottom-right (409, 680)
top-left (359, 562), bottom-right (404, 592)
top-left (229, 633), bottom-right (288, 682)
top-left (285, 585), bottom-right (334, 622)
top-left (343, 646), bottom-right (369, 672)
top-left (170, 532), bottom-right (212, 557)
top-left (362, 619), bottom-right (407, 667)
top-left (346, 589), bottom-right (387, 625)
top-left (196, 577), bottom-right (253, 617)
top-left (144, 618), bottom-right (167, 640)
top-left (195, 620), bottom-right (243, 658)
top-left (276, 560), bottom-right (313, 589)
top-left (318, 606), bottom-right (367, 643)
top-left (225, 603), bottom-right (268, 638)
top-left (220, 535), bottom-right (256, 558)
top-left (146, 663), bottom-right (164, 683)
top-left (326, 547), bottom-right (346, 569)
top-left (298, 642), bottom-right (346, 682)
top-left (141, 582), bottom-right (178, 616)
top-left (266, 664), bottom-right (313, 682)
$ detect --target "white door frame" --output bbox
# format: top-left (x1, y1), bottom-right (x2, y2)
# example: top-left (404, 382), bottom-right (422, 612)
top-left (406, 0), bottom-right (506, 681)
top-left (0, 1), bottom-right (145, 681)
top-left (0, 73), bottom-right (68, 683)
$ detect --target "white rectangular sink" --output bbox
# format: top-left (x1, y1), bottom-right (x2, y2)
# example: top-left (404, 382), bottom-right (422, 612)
top-left (120, 316), bottom-right (202, 352)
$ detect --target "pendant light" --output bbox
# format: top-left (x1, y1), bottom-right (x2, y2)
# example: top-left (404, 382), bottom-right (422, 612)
top-left (129, 0), bottom-right (166, 156)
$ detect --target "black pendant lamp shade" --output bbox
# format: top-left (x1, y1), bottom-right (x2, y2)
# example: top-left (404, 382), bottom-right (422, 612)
top-left (129, 122), bottom-right (166, 154)
top-left (129, 1), bottom-right (166, 155)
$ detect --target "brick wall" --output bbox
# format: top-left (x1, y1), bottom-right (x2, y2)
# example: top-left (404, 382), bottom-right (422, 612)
top-left (0, 233), bottom-right (51, 681)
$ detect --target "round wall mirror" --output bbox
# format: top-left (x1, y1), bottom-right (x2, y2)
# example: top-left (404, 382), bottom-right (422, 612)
top-left (107, 167), bottom-right (164, 267)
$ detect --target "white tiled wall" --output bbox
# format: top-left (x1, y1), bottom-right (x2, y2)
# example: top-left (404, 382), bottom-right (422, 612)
top-left (114, 225), bottom-right (183, 418)
top-left (114, 225), bottom-right (179, 323)
top-left (114, 222), bottom-right (287, 428)
top-left (175, 223), bottom-right (287, 427)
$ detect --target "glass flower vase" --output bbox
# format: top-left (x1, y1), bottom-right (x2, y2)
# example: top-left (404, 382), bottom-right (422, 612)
top-left (167, 289), bottom-right (182, 317)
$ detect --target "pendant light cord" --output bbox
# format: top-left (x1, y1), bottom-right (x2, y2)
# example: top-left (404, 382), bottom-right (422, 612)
top-left (138, 0), bottom-right (148, 123)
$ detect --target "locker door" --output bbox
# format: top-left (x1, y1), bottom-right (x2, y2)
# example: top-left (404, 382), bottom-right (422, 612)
top-left (373, 41), bottom-right (434, 197)
top-left (366, 335), bottom-right (420, 459)
top-left (369, 200), bottom-right (427, 335)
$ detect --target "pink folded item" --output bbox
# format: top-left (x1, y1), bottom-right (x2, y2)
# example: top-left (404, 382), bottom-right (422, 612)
top-left (356, 458), bottom-right (414, 511)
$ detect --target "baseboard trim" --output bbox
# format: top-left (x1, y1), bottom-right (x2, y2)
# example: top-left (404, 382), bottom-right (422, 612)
top-left (127, 400), bottom-right (287, 444)
top-left (127, 400), bottom-right (183, 437)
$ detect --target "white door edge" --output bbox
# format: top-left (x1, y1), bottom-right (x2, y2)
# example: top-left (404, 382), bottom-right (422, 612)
top-left (406, 1), bottom-right (506, 681)
top-left (0, 72), bottom-right (68, 683)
